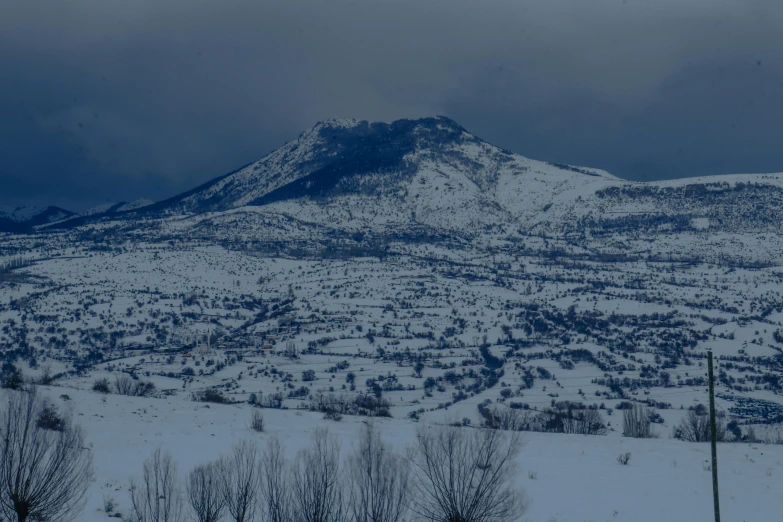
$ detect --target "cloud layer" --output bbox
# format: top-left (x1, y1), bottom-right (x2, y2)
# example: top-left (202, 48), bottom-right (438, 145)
top-left (2, 0), bottom-right (782, 209)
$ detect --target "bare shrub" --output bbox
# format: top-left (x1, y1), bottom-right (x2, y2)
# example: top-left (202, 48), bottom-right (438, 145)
top-left (347, 423), bottom-right (410, 522)
top-left (220, 440), bottom-right (261, 522)
top-left (115, 375), bottom-right (135, 395)
top-left (263, 392), bottom-right (285, 409)
top-left (115, 375), bottom-right (156, 397)
top-left (0, 388), bottom-right (94, 522)
top-left (36, 399), bottom-right (67, 432)
top-left (130, 448), bottom-right (185, 522)
top-left (673, 409), bottom-right (727, 442)
top-left (250, 410), bottom-right (265, 432)
top-left (103, 495), bottom-right (117, 515)
top-left (480, 405), bottom-right (535, 431)
top-left (36, 365), bottom-right (56, 385)
top-left (193, 387), bottom-right (230, 404)
top-left (133, 380), bottom-right (156, 397)
top-left (0, 362), bottom-right (23, 390)
top-left (324, 410), bottom-right (343, 421)
top-left (291, 428), bottom-right (344, 522)
top-left (309, 392), bottom-right (391, 418)
top-left (481, 401), bottom-right (606, 435)
top-left (617, 452), bottom-right (631, 465)
top-left (260, 437), bottom-right (291, 522)
top-left (187, 462), bottom-right (226, 522)
top-left (622, 404), bottom-right (658, 438)
top-left (557, 407), bottom-right (606, 435)
top-left (408, 425), bottom-right (525, 522)
top-left (93, 378), bottom-right (111, 393)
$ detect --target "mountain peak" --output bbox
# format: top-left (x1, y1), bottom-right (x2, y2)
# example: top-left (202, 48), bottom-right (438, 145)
top-left (0, 205), bottom-right (74, 233)
top-left (312, 118), bottom-right (363, 130)
top-left (302, 116), bottom-right (471, 146)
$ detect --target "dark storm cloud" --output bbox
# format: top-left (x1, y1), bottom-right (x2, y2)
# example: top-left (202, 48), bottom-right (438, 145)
top-left (1, 0), bottom-right (782, 209)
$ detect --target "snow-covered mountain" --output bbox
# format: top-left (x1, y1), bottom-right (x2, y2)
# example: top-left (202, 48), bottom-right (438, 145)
top-left (90, 115), bottom-right (782, 241)
top-left (134, 116), bottom-right (618, 233)
top-left (45, 198), bottom-right (156, 229)
top-left (23, 116), bottom-right (783, 266)
top-left (0, 205), bottom-right (73, 232)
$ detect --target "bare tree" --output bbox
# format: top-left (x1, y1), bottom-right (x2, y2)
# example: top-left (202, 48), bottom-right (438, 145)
top-left (408, 425), bottom-right (524, 522)
top-left (260, 437), bottom-right (291, 522)
top-left (673, 409), bottom-right (727, 442)
top-left (220, 440), bottom-right (261, 522)
top-left (115, 375), bottom-right (136, 395)
top-left (291, 428), bottom-right (344, 522)
top-left (130, 448), bottom-right (185, 522)
top-left (622, 404), bottom-right (658, 439)
top-left (559, 408), bottom-right (606, 436)
top-left (187, 462), bottom-right (226, 522)
top-left (114, 375), bottom-right (155, 397)
top-left (0, 388), bottom-right (93, 522)
top-left (347, 423), bottom-right (410, 522)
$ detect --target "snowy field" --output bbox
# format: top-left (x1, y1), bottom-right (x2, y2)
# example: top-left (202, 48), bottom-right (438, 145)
top-left (9, 385), bottom-right (781, 522)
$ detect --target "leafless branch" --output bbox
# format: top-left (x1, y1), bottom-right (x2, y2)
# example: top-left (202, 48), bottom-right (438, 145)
top-left (291, 428), bottom-right (344, 522)
top-left (259, 437), bottom-right (291, 522)
top-left (187, 461), bottom-right (226, 522)
top-left (220, 439), bottom-right (261, 522)
top-left (408, 425), bottom-right (525, 522)
top-left (347, 422), bottom-right (410, 522)
top-left (0, 388), bottom-right (93, 522)
top-left (130, 448), bottom-right (185, 522)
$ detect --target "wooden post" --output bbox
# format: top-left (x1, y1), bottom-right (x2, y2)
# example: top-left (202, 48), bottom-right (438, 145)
top-left (708, 351), bottom-right (721, 522)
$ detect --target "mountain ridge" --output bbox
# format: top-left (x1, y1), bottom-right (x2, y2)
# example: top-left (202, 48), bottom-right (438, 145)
top-left (19, 116), bottom-right (783, 252)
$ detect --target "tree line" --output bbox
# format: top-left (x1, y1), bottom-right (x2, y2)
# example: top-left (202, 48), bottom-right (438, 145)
top-left (127, 423), bottom-right (524, 522)
top-left (0, 385), bottom-right (524, 522)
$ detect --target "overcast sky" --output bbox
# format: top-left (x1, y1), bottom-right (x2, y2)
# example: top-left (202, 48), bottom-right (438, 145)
top-left (2, 0), bottom-right (782, 210)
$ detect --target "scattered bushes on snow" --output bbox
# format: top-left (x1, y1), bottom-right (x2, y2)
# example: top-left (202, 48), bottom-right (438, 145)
top-left (479, 400), bottom-right (606, 436)
top-left (309, 392), bottom-right (392, 418)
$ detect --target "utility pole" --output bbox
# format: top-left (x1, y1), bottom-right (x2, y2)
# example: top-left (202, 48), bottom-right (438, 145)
top-left (708, 350), bottom-right (721, 522)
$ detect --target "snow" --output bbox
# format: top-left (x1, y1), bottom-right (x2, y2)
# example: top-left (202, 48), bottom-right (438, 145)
top-left (116, 198), bottom-right (155, 212)
top-left (9, 385), bottom-right (782, 522)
